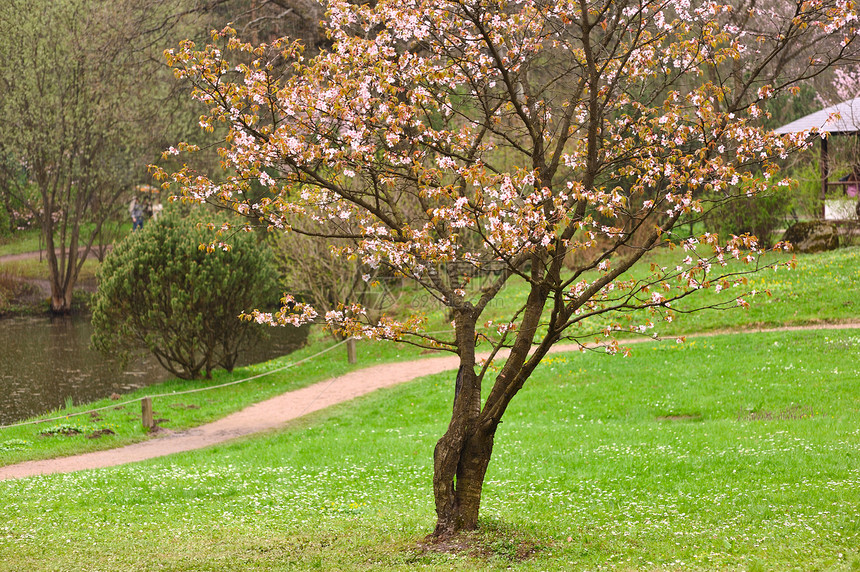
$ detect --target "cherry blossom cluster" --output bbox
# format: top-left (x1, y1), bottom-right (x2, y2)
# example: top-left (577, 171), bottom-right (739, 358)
top-left (157, 0), bottom-right (858, 345)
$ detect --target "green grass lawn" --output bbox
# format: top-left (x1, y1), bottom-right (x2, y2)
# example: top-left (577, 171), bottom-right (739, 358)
top-left (0, 228), bottom-right (43, 257)
top-left (0, 246), bottom-right (859, 570)
top-left (0, 255), bottom-right (102, 281)
top-left (406, 246), bottom-right (860, 342)
top-left (0, 328), bottom-right (857, 571)
top-left (3, 247), bottom-right (858, 466)
top-left (0, 223), bottom-right (129, 258)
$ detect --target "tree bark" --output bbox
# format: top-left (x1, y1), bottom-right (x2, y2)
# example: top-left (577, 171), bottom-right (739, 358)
top-left (45, 240), bottom-right (79, 315)
top-left (432, 263), bottom-right (553, 537)
top-left (432, 309), bottom-right (492, 538)
top-left (432, 420), bottom-right (497, 537)
top-left (42, 220), bottom-right (74, 315)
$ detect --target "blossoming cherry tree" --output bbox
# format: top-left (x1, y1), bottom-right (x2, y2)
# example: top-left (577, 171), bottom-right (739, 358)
top-left (160, 0), bottom-right (859, 537)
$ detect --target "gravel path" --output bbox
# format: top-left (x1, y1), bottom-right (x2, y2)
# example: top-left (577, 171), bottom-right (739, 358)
top-left (2, 323), bottom-right (859, 481)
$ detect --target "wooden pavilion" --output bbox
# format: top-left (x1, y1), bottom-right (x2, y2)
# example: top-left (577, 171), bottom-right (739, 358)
top-left (774, 97), bottom-right (860, 220)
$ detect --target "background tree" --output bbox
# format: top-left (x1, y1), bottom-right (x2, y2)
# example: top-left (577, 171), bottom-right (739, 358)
top-left (0, 0), bottom-right (219, 313)
top-left (161, 0), bottom-right (859, 537)
top-left (91, 205), bottom-right (280, 380)
top-left (202, 0), bottom-right (326, 47)
top-left (273, 217), bottom-right (408, 335)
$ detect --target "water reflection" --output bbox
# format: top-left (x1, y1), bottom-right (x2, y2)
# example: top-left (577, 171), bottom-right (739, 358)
top-left (0, 314), bottom-right (307, 425)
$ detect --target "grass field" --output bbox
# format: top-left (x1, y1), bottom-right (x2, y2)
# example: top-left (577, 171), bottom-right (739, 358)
top-left (0, 256), bottom-right (102, 282)
top-left (0, 229), bottom-right (43, 257)
top-left (0, 247), bottom-right (859, 570)
top-left (3, 248), bottom-right (859, 465)
top-left (472, 245), bottom-right (860, 339)
top-left (0, 224), bottom-right (128, 258)
top-left (0, 328), bottom-right (858, 570)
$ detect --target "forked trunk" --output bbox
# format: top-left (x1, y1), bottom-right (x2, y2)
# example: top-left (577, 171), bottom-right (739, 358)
top-left (49, 271), bottom-right (75, 314)
top-left (432, 422), bottom-right (497, 537)
top-left (44, 228), bottom-right (78, 315)
top-left (430, 277), bottom-right (550, 538)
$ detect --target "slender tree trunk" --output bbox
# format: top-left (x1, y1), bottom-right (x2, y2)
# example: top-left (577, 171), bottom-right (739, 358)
top-left (43, 218), bottom-right (69, 315)
top-left (46, 245), bottom-right (78, 314)
top-left (43, 210), bottom-right (83, 314)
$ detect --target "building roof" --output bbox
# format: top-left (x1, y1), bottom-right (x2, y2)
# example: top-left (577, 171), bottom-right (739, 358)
top-left (773, 97), bottom-right (860, 135)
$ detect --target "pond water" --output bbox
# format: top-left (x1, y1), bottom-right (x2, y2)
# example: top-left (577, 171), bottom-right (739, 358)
top-left (0, 314), bottom-right (307, 425)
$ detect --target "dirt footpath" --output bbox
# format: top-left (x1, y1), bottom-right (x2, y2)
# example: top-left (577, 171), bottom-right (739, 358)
top-left (0, 354), bottom-right (462, 480)
top-left (2, 322), bottom-right (858, 481)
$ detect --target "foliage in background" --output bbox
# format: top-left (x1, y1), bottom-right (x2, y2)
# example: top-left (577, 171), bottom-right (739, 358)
top-left (91, 205), bottom-right (280, 379)
top-left (703, 186), bottom-right (795, 248)
top-left (818, 63), bottom-right (860, 106)
top-left (0, 203), bottom-right (10, 239)
top-left (0, 0), bottom-right (246, 313)
top-left (273, 226), bottom-right (405, 337)
top-left (784, 159), bottom-right (826, 220)
top-left (761, 82), bottom-right (822, 131)
top-left (202, 0), bottom-right (326, 49)
top-left (0, 1), bottom-right (153, 312)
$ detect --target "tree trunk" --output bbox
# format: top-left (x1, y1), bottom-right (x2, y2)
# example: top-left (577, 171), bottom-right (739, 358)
top-left (42, 222), bottom-right (70, 315)
top-left (47, 251), bottom-right (77, 314)
top-left (49, 289), bottom-right (74, 315)
top-left (432, 422), bottom-right (497, 537)
top-left (431, 271), bottom-right (552, 538)
top-left (43, 221), bottom-right (82, 314)
top-left (431, 310), bottom-right (492, 538)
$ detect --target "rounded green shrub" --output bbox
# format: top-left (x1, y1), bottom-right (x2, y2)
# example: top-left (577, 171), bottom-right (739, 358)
top-left (91, 205), bottom-right (280, 379)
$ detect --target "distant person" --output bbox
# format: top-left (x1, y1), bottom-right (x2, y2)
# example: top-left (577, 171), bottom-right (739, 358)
top-left (129, 197), bottom-right (144, 231)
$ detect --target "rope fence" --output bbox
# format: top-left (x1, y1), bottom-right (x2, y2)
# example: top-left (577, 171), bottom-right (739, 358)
top-left (0, 338), bottom-right (351, 431)
top-left (0, 326), bottom-right (468, 432)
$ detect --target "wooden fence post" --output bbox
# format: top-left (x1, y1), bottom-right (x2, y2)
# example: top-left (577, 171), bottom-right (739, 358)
top-left (141, 397), bottom-right (154, 430)
top-left (346, 338), bottom-right (357, 364)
